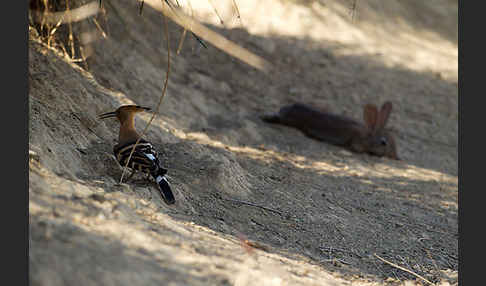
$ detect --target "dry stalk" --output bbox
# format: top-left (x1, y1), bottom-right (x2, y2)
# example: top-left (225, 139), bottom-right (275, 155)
top-left (374, 253), bottom-right (434, 285)
top-left (119, 0), bottom-right (172, 184)
top-left (176, 28), bottom-right (188, 54)
top-left (231, 0), bottom-right (241, 21)
top-left (206, 0), bottom-right (225, 26)
top-left (65, 0), bottom-right (76, 59)
top-left (350, 0), bottom-right (358, 21)
top-left (91, 17), bottom-right (107, 39)
top-left (142, 0), bottom-right (272, 72)
top-left (46, 11), bottom-right (66, 47)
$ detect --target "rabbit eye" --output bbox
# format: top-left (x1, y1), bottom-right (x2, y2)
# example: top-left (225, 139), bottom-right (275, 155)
top-left (380, 137), bottom-right (388, 146)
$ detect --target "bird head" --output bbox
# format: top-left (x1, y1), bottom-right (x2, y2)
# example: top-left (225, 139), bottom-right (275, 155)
top-left (98, 105), bottom-right (151, 122)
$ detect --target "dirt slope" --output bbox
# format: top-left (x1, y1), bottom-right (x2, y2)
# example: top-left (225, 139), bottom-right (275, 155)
top-left (29, 0), bottom-right (458, 285)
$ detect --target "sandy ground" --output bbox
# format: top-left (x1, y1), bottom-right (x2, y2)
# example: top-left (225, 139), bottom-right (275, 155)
top-left (29, 0), bottom-right (458, 285)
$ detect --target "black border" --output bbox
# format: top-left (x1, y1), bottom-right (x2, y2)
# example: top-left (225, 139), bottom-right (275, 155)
top-left (11, 0), bottom-right (29, 285)
top-left (457, 0), bottom-right (463, 285)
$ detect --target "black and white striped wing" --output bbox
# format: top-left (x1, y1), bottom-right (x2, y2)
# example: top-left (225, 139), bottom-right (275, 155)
top-left (114, 140), bottom-right (174, 204)
top-left (113, 140), bottom-right (160, 174)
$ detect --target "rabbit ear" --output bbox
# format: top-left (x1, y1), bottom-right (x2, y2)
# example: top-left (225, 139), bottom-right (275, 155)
top-left (376, 102), bottom-right (393, 130)
top-left (363, 104), bottom-right (379, 132)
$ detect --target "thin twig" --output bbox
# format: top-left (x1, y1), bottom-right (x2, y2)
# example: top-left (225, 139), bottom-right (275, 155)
top-left (79, 45), bottom-right (89, 70)
top-left (185, 0), bottom-right (207, 49)
top-left (139, 0), bottom-right (144, 15)
top-left (222, 198), bottom-right (282, 216)
top-left (66, 0), bottom-right (76, 59)
top-left (91, 17), bottom-right (107, 39)
top-left (231, 0), bottom-right (241, 21)
top-left (374, 253), bottom-right (434, 285)
top-left (120, 1), bottom-right (171, 184)
top-left (47, 11), bottom-right (66, 47)
top-left (350, 0), bottom-right (358, 22)
top-left (40, 0), bottom-right (49, 35)
top-left (206, 0), bottom-right (225, 26)
top-left (175, 0), bottom-right (188, 54)
top-left (176, 28), bottom-right (188, 54)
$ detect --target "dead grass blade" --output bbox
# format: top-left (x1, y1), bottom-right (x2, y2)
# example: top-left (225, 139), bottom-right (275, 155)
top-left (91, 18), bottom-right (107, 39)
top-left (142, 0), bottom-right (273, 73)
top-left (206, 0), bottom-right (225, 26)
top-left (374, 253), bottom-right (434, 285)
top-left (46, 11), bottom-right (66, 47)
top-left (66, 0), bottom-right (76, 58)
top-left (231, 0), bottom-right (241, 22)
top-left (176, 28), bottom-right (188, 54)
top-left (139, 0), bottom-right (145, 15)
top-left (350, 0), bottom-right (358, 21)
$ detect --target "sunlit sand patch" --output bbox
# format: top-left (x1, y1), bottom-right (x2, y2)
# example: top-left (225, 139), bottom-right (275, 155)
top-left (189, 0), bottom-right (457, 81)
top-left (179, 132), bottom-right (457, 190)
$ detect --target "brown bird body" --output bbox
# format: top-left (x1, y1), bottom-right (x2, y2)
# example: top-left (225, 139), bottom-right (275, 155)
top-left (117, 112), bottom-right (142, 145)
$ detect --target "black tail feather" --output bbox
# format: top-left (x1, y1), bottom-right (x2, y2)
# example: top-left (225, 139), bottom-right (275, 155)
top-left (155, 175), bottom-right (175, 205)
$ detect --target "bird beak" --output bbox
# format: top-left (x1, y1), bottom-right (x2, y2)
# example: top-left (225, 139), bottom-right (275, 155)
top-left (98, 111), bottom-right (117, 120)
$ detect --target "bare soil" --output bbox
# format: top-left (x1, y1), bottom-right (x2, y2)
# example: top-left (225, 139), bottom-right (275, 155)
top-left (29, 0), bottom-right (458, 285)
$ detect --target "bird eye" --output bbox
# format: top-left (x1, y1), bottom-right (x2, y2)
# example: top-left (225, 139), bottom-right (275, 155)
top-left (380, 137), bottom-right (387, 146)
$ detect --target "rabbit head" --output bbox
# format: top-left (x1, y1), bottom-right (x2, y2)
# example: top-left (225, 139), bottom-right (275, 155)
top-left (360, 102), bottom-right (399, 160)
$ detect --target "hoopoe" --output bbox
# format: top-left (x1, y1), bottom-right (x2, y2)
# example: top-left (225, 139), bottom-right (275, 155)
top-left (98, 105), bottom-right (175, 205)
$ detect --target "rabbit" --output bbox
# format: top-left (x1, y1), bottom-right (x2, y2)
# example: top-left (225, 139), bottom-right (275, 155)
top-left (261, 101), bottom-right (399, 160)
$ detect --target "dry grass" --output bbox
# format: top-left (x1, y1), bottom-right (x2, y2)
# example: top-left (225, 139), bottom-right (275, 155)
top-left (28, 0), bottom-right (272, 72)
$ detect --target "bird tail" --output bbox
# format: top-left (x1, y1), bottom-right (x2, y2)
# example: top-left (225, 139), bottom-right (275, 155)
top-left (153, 169), bottom-right (175, 205)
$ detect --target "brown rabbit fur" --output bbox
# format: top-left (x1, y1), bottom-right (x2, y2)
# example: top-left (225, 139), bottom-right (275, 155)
top-left (261, 101), bottom-right (399, 160)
